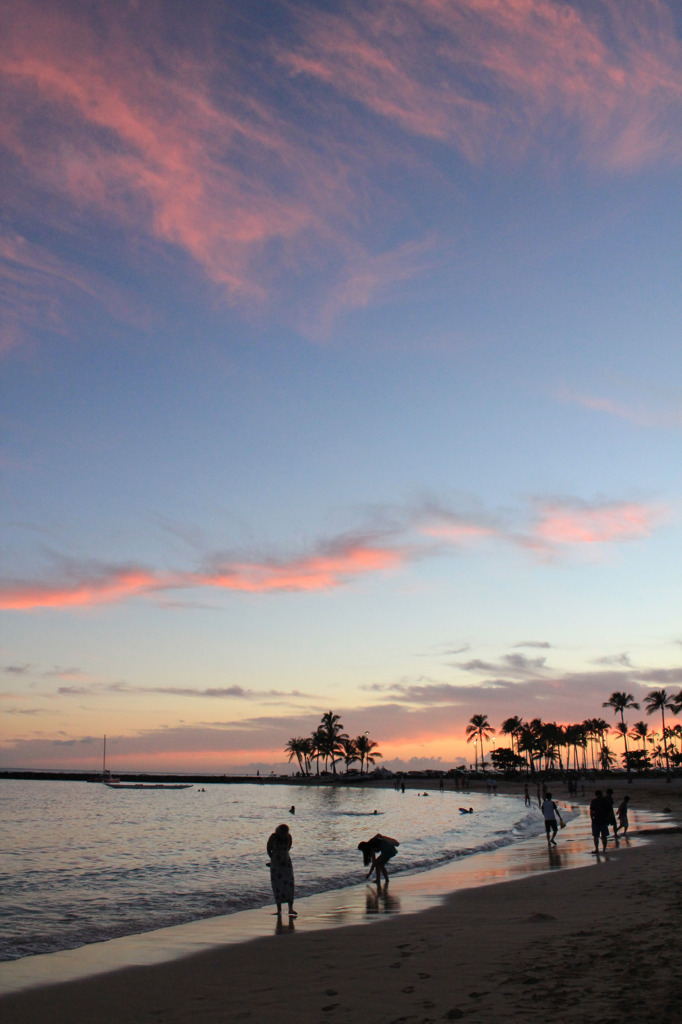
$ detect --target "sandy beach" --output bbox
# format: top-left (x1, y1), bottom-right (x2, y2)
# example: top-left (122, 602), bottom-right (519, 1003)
top-left (2, 777), bottom-right (680, 1024)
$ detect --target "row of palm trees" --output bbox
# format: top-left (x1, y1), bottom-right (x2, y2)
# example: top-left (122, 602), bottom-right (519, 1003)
top-left (467, 688), bottom-right (682, 776)
top-left (285, 711), bottom-right (383, 776)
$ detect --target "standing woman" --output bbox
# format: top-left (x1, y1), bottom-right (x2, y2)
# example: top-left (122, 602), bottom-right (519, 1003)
top-left (267, 823), bottom-right (296, 917)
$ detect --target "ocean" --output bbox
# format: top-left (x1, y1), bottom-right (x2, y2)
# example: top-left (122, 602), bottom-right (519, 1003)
top-left (1, 778), bottom-right (541, 962)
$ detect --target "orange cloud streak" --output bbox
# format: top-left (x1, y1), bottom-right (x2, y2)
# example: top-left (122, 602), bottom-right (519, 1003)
top-left (0, 568), bottom-right (163, 611)
top-left (201, 543), bottom-right (404, 593)
top-left (0, 540), bottom-right (408, 610)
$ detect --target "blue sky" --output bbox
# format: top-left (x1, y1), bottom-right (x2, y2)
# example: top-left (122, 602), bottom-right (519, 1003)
top-left (1, 0), bottom-right (681, 772)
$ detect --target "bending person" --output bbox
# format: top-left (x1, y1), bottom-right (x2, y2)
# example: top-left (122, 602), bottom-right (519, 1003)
top-left (266, 823), bottom-right (296, 917)
top-left (358, 833), bottom-right (399, 884)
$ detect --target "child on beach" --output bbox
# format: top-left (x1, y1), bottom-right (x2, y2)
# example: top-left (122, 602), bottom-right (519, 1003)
top-left (358, 833), bottom-right (399, 884)
top-left (615, 794), bottom-right (630, 837)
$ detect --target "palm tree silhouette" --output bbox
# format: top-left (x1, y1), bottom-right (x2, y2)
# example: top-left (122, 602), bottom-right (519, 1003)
top-left (284, 737), bottom-right (309, 775)
top-left (602, 691), bottom-right (640, 775)
top-left (644, 689), bottom-right (676, 777)
top-left (500, 716), bottom-right (524, 759)
top-left (317, 710), bottom-right (348, 775)
top-left (466, 714), bottom-right (494, 771)
top-left (339, 737), bottom-right (360, 773)
top-left (354, 734), bottom-right (383, 774)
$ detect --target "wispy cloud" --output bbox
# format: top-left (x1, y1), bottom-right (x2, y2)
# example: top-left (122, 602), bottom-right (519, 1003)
top-left (284, 0), bottom-right (682, 171)
top-left (559, 388), bottom-right (682, 430)
top-left (0, 1), bottom-right (434, 334)
top-left (0, 494), bottom-right (669, 610)
top-left (0, 228), bottom-right (150, 352)
top-left (56, 682), bottom-right (315, 703)
top-left (0, 531), bottom-right (411, 610)
top-left (531, 498), bottom-right (666, 547)
top-left (4, 0), bottom-right (682, 350)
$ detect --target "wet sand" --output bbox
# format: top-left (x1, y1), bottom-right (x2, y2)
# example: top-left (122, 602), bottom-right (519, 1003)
top-left (1, 777), bottom-right (680, 1023)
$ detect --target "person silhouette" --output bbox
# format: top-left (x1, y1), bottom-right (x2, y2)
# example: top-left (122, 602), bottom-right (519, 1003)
top-left (615, 794), bottom-right (630, 837)
top-left (267, 823), bottom-right (296, 917)
top-left (590, 790), bottom-right (610, 853)
top-left (541, 792), bottom-right (562, 846)
top-left (358, 833), bottom-right (399, 884)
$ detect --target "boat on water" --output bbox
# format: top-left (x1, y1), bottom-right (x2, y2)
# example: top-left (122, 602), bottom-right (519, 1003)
top-left (103, 782), bottom-right (193, 790)
top-left (90, 737), bottom-right (192, 789)
top-left (87, 735), bottom-right (121, 784)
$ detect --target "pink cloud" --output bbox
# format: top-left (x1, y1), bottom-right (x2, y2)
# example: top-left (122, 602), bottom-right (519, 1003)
top-left (419, 520), bottom-right (498, 545)
top-left (0, 568), bottom-right (165, 611)
top-left (0, 536), bottom-right (410, 610)
top-left (199, 541), bottom-right (405, 593)
top-left (284, 0), bottom-right (682, 170)
top-left (533, 500), bottom-right (666, 546)
top-left (1, 496), bottom-right (671, 611)
top-left (1, 0), bottom-right (435, 331)
top-left (0, 3), bottom-right (327, 303)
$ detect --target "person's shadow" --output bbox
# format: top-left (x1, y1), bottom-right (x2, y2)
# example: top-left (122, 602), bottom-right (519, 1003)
top-left (275, 914), bottom-right (296, 935)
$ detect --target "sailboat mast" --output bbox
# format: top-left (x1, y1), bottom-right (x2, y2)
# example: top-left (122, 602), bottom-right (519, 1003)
top-left (103, 735), bottom-right (106, 777)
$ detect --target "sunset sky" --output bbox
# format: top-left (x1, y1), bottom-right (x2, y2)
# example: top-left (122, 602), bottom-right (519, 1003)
top-left (2, 0), bottom-right (681, 774)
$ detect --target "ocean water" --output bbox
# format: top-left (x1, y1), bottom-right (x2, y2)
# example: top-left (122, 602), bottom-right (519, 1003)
top-left (1, 779), bottom-right (540, 961)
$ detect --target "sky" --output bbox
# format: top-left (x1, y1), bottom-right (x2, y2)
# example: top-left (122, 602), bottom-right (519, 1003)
top-left (1, 0), bottom-right (681, 774)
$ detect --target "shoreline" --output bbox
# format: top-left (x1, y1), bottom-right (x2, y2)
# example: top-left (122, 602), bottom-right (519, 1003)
top-left (2, 778), bottom-right (680, 1022)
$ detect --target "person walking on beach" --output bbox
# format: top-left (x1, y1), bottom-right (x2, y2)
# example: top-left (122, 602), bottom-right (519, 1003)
top-left (358, 833), bottom-right (399, 885)
top-left (615, 794), bottom-right (630, 837)
top-left (524, 783), bottom-right (531, 807)
top-left (541, 792), bottom-right (562, 846)
top-left (590, 790), bottom-right (611, 853)
top-left (267, 823), bottom-right (296, 918)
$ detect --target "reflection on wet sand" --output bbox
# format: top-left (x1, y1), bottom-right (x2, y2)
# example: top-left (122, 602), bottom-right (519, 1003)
top-left (365, 883), bottom-right (401, 916)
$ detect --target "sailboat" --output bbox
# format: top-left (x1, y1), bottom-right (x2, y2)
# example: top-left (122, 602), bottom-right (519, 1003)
top-left (87, 735), bottom-right (121, 784)
top-left (93, 736), bottom-right (193, 790)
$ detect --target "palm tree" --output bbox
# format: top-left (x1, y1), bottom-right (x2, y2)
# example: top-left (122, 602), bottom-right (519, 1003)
top-left (309, 728), bottom-right (325, 775)
top-left (630, 720), bottom-right (649, 753)
top-left (354, 734), bottom-right (383, 774)
top-left (565, 723), bottom-right (587, 771)
top-left (584, 718), bottom-right (610, 771)
top-left (500, 716), bottom-right (524, 758)
top-left (599, 745), bottom-right (617, 771)
top-left (466, 714), bottom-right (494, 771)
top-left (644, 689), bottom-right (676, 776)
top-left (284, 737), bottom-right (309, 775)
top-left (317, 710), bottom-right (348, 775)
top-left (602, 692), bottom-right (640, 775)
top-left (340, 737), bottom-right (360, 773)
top-left (612, 721), bottom-right (630, 770)
top-left (540, 722), bottom-right (563, 772)
top-left (516, 724), bottom-right (536, 775)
